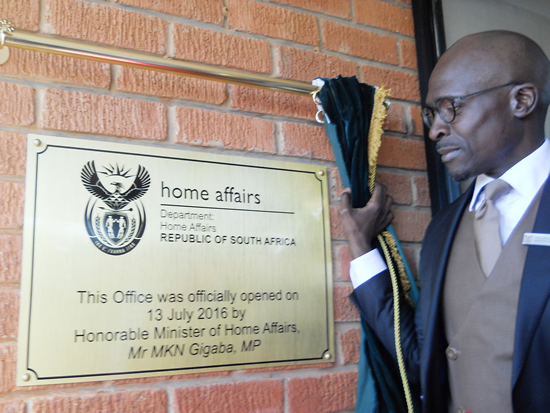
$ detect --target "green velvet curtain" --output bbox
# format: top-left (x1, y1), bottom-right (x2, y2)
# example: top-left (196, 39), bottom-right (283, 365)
top-left (318, 76), bottom-right (420, 413)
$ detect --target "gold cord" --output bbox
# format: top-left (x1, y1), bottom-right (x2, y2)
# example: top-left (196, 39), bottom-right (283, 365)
top-left (377, 233), bottom-right (415, 413)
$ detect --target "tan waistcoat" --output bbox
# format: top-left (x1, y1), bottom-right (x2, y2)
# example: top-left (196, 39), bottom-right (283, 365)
top-left (442, 190), bottom-right (542, 413)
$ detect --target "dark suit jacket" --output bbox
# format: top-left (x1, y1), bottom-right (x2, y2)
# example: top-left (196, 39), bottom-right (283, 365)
top-left (352, 175), bottom-right (550, 413)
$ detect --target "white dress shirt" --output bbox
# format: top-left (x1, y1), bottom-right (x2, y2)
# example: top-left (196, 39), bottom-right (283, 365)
top-left (350, 138), bottom-right (550, 289)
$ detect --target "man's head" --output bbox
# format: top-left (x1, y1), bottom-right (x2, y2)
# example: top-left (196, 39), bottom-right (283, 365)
top-left (425, 31), bottom-right (550, 181)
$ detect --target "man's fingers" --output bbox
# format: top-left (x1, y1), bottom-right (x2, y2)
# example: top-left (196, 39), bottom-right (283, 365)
top-left (371, 182), bottom-right (382, 202)
top-left (382, 211), bottom-right (394, 230)
top-left (370, 182), bottom-right (388, 206)
top-left (340, 188), bottom-right (352, 213)
top-left (385, 194), bottom-right (393, 211)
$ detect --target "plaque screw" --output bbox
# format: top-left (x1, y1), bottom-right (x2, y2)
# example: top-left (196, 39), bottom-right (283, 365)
top-left (33, 139), bottom-right (41, 147)
top-left (323, 352), bottom-right (331, 360)
top-left (21, 373), bottom-right (30, 382)
top-left (318, 170), bottom-right (325, 176)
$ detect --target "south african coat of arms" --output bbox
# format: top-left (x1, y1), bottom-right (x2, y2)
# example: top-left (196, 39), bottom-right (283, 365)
top-left (81, 161), bottom-right (151, 255)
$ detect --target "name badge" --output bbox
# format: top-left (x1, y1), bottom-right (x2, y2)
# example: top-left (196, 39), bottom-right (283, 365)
top-left (522, 233), bottom-right (550, 247)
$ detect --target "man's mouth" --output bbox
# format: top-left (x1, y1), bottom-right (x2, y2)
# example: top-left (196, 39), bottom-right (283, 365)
top-left (437, 147), bottom-right (460, 162)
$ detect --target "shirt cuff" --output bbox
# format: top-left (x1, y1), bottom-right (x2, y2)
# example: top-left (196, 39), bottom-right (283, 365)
top-left (350, 249), bottom-right (388, 289)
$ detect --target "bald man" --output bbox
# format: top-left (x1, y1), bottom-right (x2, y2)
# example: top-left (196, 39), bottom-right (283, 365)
top-left (342, 31), bottom-right (550, 413)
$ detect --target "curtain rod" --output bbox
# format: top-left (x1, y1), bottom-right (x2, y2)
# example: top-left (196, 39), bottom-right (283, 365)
top-left (0, 20), bottom-right (319, 97)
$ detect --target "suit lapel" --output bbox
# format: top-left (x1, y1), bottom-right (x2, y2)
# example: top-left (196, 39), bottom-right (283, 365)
top-left (512, 175), bottom-right (550, 387)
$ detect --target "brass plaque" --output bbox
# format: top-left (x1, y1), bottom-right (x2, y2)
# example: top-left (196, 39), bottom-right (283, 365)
top-left (17, 135), bottom-right (334, 385)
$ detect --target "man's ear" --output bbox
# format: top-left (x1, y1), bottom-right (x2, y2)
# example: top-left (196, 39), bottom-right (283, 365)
top-left (510, 83), bottom-right (538, 118)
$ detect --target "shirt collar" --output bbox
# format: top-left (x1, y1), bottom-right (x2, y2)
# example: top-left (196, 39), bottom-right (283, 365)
top-left (469, 138), bottom-right (550, 211)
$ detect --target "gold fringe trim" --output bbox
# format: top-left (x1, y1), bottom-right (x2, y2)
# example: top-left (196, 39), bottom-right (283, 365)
top-left (367, 85), bottom-right (414, 308)
top-left (368, 86), bottom-right (391, 194)
top-left (381, 231), bottom-right (414, 308)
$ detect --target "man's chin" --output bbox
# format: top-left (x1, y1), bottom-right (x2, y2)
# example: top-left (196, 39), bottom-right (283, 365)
top-left (448, 168), bottom-right (472, 182)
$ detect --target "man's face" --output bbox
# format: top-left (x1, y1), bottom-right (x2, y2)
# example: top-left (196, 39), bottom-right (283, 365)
top-left (425, 56), bottom-right (523, 181)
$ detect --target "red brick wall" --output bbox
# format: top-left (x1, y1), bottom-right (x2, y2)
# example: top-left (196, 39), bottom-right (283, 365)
top-left (0, 0), bottom-right (429, 411)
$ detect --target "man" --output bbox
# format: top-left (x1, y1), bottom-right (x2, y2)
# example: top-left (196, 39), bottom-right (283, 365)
top-left (341, 31), bottom-right (550, 413)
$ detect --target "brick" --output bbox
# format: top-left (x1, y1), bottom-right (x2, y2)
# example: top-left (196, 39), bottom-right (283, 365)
top-left (0, 289), bottom-right (18, 339)
top-left (0, 48), bottom-right (111, 88)
top-left (398, 0), bottom-right (412, 5)
top-left (0, 0), bottom-right (40, 31)
top-left (0, 181), bottom-right (24, 229)
top-left (0, 235), bottom-right (22, 282)
top-left (237, 362), bottom-right (332, 374)
top-left (330, 205), bottom-right (345, 240)
top-left (328, 167), bottom-right (344, 203)
top-left (41, 89), bottom-right (167, 140)
top-left (174, 380), bottom-right (284, 413)
top-left (384, 102), bottom-right (406, 133)
top-left (116, 0), bottom-right (223, 24)
top-left (0, 400), bottom-right (24, 413)
top-left (111, 370), bottom-right (230, 386)
top-left (173, 25), bottom-right (271, 74)
top-left (272, 0), bottom-right (351, 18)
top-left (228, 0), bottom-right (319, 46)
top-left (340, 327), bottom-right (361, 364)
top-left (413, 175), bottom-right (430, 206)
top-left (117, 67), bottom-right (227, 104)
top-left (322, 20), bottom-right (398, 65)
top-left (376, 171), bottom-right (411, 205)
top-left (378, 136), bottom-right (427, 171)
top-left (14, 380), bottom-right (98, 394)
top-left (0, 81), bottom-right (34, 126)
top-left (0, 342), bottom-right (17, 393)
top-left (354, 0), bottom-right (414, 37)
top-left (361, 65), bottom-right (420, 102)
top-left (32, 390), bottom-right (168, 412)
top-left (287, 371), bottom-right (358, 413)
top-left (333, 284), bottom-right (359, 321)
top-left (0, 132), bottom-right (26, 177)
top-left (44, 0), bottom-right (166, 54)
top-left (408, 106), bottom-right (424, 136)
top-left (392, 209), bottom-right (431, 242)
top-left (231, 86), bottom-right (314, 121)
top-left (174, 107), bottom-right (275, 153)
top-left (401, 39), bottom-right (418, 69)
top-left (333, 244), bottom-right (351, 282)
top-left (280, 122), bottom-right (333, 160)
top-left (278, 46), bottom-right (357, 83)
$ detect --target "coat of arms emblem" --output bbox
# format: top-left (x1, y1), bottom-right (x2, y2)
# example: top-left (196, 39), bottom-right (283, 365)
top-left (81, 161), bottom-right (150, 255)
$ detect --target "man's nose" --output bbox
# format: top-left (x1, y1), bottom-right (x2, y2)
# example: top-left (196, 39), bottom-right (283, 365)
top-left (428, 113), bottom-right (451, 141)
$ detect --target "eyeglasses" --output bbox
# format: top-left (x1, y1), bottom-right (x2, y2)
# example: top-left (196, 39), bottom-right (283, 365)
top-left (421, 82), bottom-right (520, 128)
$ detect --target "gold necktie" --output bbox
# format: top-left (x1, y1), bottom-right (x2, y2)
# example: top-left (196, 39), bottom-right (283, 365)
top-left (473, 179), bottom-right (512, 277)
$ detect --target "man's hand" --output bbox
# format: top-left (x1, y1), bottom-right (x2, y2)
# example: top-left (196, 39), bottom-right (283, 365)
top-left (340, 183), bottom-right (393, 259)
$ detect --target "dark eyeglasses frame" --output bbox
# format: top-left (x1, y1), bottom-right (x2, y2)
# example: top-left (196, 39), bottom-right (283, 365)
top-left (421, 82), bottom-right (520, 128)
